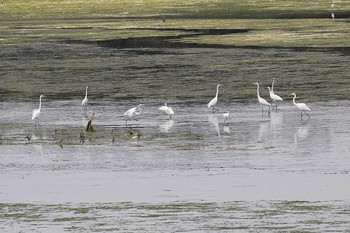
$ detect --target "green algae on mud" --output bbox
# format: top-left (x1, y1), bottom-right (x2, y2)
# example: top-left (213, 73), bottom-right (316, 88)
top-left (0, 1), bottom-right (349, 103)
top-left (0, 43), bottom-right (349, 102)
top-left (0, 0), bottom-right (349, 48)
top-left (1, 0), bottom-right (349, 20)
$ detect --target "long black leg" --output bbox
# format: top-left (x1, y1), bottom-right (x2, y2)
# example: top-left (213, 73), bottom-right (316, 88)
top-left (304, 111), bottom-right (310, 118)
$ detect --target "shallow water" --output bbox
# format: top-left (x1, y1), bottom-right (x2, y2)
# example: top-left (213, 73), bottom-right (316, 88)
top-left (1, 98), bottom-right (350, 231)
top-left (1, 42), bottom-right (350, 231)
top-left (1, 98), bottom-right (350, 202)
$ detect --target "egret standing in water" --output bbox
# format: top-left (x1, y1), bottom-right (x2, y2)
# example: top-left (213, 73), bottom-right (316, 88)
top-left (124, 104), bottom-right (142, 126)
top-left (268, 87), bottom-right (283, 109)
top-left (254, 83), bottom-right (271, 116)
top-left (82, 86), bottom-right (88, 112)
top-left (208, 84), bottom-right (221, 113)
top-left (223, 111), bottom-right (230, 125)
top-left (158, 103), bottom-right (174, 119)
top-left (269, 78), bottom-right (283, 109)
top-left (290, 93), bottom-right (311, 119)
top-left (32, 95), bottom-right (44, 127)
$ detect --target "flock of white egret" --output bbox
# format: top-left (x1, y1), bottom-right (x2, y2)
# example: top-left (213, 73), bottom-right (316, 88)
top-left (206, 78), bottom-right (311, 121)
top-left (31, 78), bottom-right (311, 128)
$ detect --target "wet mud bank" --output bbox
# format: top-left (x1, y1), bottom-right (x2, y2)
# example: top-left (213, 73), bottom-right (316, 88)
top-left (1, 42), bottom-right (349, 102)
top-left (1, 201), bottom-right (349, 232)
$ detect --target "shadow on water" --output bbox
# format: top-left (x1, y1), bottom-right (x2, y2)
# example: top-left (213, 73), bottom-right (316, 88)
top-left (69, 28), bottom-right (249, 49)
top-left (66, 27), bottom-right (350, 56)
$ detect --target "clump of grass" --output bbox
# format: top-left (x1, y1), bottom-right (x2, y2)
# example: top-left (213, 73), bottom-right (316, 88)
top-left (1, 0), bottom-right (348, 20)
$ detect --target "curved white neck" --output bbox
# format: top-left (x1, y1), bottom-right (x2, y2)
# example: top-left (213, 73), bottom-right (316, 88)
top-left (215, 85), bottom-right (220, 98)
top-left (38, 96), bottom-right (43, 110)
top-left (256, 84), bottom-right (260, 98)
top-left (137, 105), bottom-right (142, 114)
top-left (85, 87), bottom-right (88, 98)
top-left (292, 95), bottom-right (297, 105)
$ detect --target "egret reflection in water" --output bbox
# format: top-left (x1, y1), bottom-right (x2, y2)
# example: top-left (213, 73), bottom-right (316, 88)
top-left (160, 119), bottom-right (174, 133)
top-left (258, 119), bottom-right (271, 142)
top-left (294, 121), bottom-right (311, 147)
top-left (270, 111), bottom-right (284, 139)
top-left (223, 125), bottom-right (230, 134)
top-left (208, 114), bottom-right (220, 136)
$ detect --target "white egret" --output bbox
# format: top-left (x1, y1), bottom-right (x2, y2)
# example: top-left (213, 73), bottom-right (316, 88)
top-left (290, 93), bottom-right (311, 119)
top-left (268, 86), bottom-right (283, 109)
top-left (32, 95), bottom-right (44, 127)
top-left (269, 78), bottom-right (283, 109)
top-left (253, 83), bottom-right (271, 116)
top-left (82, 86), bottom-right (88, 110)
top-left (208, 84), bottom-right (221, 113)
top-left (208, 114), bottom-right (220, 136)
top-left (124, 104), bottom-right (142, 126)
top-left (223, 111), bottom-right (230, 125)
top-left (158, 103), bottom-right (174, 119)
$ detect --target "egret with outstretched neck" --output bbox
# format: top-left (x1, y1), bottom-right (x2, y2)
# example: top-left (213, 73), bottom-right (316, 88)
top-left (208, 84), bottom-right (221, 113)
top-left (290, 93), bottom-right (311, 119)
top-left (124, 104), bottom-right (142, 126)
top-left (269, 78), bottom-right (283, 109)
top-left (254, 83), bottom-right (271, 116)
top-left (32, 95), bottom-right (44, 127)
